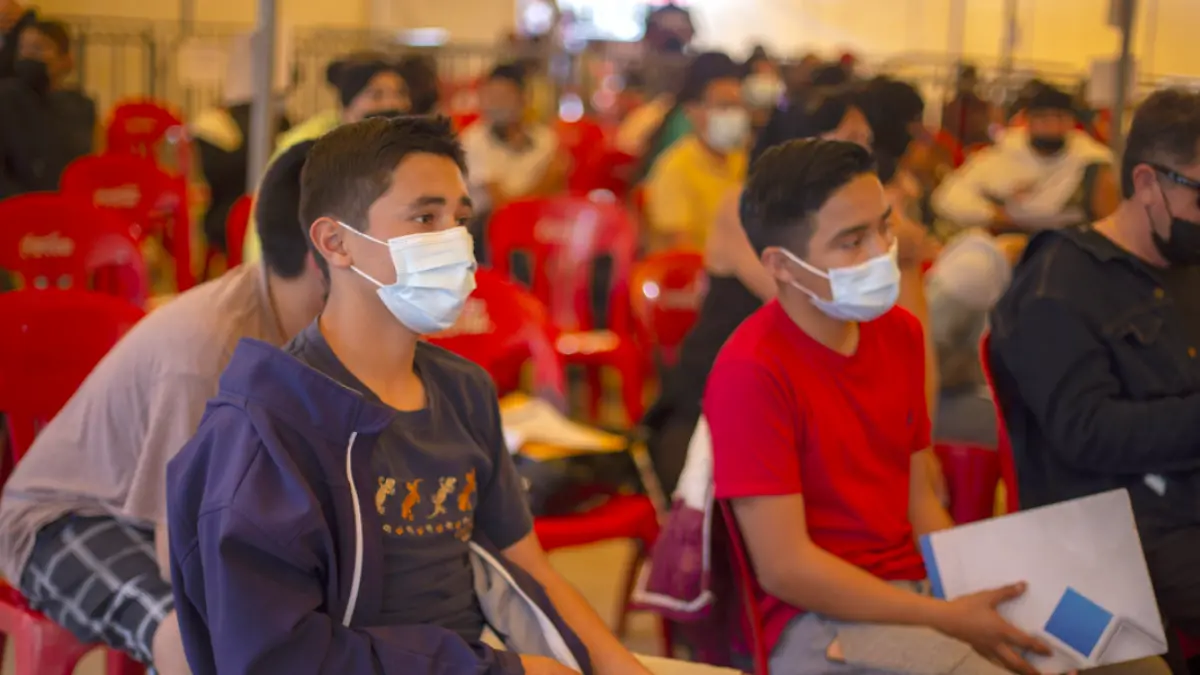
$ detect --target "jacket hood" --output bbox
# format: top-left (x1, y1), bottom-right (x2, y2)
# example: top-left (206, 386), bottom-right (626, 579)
top-left (215, 338), bottom-right (394, 443)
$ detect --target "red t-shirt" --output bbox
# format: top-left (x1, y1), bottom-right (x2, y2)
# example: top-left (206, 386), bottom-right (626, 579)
top-left (704, 300), bottom-right (931, 652)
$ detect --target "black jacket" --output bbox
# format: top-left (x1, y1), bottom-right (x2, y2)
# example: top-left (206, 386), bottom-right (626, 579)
top-left (0, 79), bottom-right (96, 198)
top-left (989, 226), bottom-right (1200, 539)
top-left (0, 10), bottom-right (37, 78)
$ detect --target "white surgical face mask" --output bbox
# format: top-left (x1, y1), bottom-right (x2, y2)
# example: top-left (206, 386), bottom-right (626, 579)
top-left (704, 107), bottom-right (750, 152)
top-left (782, 240), bottom-right (900, 322)
top-left (339, 223), bottom-right (478, 334)
top-left (743, 73), bottom-right (784, 109)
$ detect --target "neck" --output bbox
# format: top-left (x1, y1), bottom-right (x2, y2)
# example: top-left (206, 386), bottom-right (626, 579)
top-left (696, 135), bottom-right (728, 160)
top-left (1094, 202), bottom-right (1169, 268)
top-left (320, 281), bottom-right (420, 386)
top-left (265, 272), bottom-right (323, 342)
top-left (777, 287), bottom-right (858, 355)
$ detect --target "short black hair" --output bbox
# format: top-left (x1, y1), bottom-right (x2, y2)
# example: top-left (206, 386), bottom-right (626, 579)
top-left (1026, 84), bottom-right (1074, 113)
top-left (740, 139), bottom-right (876, 257)
top-left (1121, 88), bottom-right (1200, 199)
top-left (29, 20), bottom-right (70, 55)
top-left (487, 62), bottom-right (527, 91)
top-left (299, 115), bottom-right (467, 278)
top-left (398, 55), bottom-right (440, 114)
top-left (256, 140), bottom-right (315, 279)
top-left (750, 85), bottom-right (864, 164)
top-left (858, 77), bottom-right (924, 160)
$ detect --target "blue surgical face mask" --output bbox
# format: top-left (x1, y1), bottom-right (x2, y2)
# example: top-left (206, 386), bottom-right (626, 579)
top-left (339, 223), bottom-right (477, 334)
top-left (781, 240), bottom-right (901, 322)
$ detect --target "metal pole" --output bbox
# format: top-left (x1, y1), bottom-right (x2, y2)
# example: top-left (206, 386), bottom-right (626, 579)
top-left (1000, 0), bottom-right (1019, 81)
top-left (246, 0), bottom-right (278, 193)
top-left (1111, 0), bottom-right (1137, 156)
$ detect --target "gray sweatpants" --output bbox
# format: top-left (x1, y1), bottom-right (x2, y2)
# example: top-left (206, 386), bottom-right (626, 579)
top-left (768, 582), bottom-right (1170, 675)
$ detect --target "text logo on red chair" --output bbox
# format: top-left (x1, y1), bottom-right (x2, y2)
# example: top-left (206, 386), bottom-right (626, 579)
top-left (19, 233), bottom-right (75, 259)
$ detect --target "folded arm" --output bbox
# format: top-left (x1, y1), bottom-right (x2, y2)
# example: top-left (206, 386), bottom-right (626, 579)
top-left (932, 151), bottom-right (1008, 229)
top-left (995, 296), bottom-right (1200, 474)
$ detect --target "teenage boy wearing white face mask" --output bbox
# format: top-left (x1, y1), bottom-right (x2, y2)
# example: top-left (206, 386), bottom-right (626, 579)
top-left (645, 52), bottom-right (749, 252)
top-left (164, 117), bottom-right (653, 675)
top-left (704, 139), bottom-right (1055, 675)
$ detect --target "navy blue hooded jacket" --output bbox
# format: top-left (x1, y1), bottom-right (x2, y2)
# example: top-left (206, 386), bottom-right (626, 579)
top-left (166, 338), bottom-right (593, 674)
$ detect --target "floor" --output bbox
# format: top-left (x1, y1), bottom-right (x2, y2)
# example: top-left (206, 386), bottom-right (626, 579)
top-left (1, 539), bottom-right (662, 674)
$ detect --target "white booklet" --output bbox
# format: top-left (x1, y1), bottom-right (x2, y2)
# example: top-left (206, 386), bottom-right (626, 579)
top-left (920, 489), bottom-right (1167, 673)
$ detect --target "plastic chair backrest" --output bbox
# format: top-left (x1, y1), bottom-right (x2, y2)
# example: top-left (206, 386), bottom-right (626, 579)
top-left (428, 268), bottom-right (566, 397)
top-left (0, 193), bottom-right (149, 305)
top-left (60, 154), bottom-right (180, 241)
top-left (979, 332), bottom-right (1019, 513)
top-left (225, 195), bottom-right (253, 267)
top-left (61, 153), bottom-right (193, 291)
top-left (630, 249), bottom-right (706, 365)
top-left (488, 195), bottom-right (638, 334)
top-left (105, 99), bottom-right (191, 174)
top-left (718, 500), bottom-right (771, 675)
top-left (0, 290), bottom-right (144, 462)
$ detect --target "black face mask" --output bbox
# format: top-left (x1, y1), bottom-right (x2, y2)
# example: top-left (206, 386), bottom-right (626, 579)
top-left (1030, 136), bottom-right (1066, 156)
top-left (13, 58), bottom-right (50, 94)
top-left (364, 109), bottom-right (405, 120)
top-left (1150, 187), bottom-right (1200, 266)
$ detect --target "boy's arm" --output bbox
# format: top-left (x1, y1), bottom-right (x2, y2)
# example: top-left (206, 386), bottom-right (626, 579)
top-left (471, 374), bottom-right (648, 675)
top-left (504, 534), bottom-right (652, 675)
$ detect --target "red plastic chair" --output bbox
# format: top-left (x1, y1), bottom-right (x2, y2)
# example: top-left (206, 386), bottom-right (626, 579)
top-left (428, 267), bottom-right (566, 398)
top-left (718, 500), bottom-right (771, 675)
top-left (0, 289), bottom-right (147, 675)
top-left (224, 195), bottom-right (254, 269)
top-left (979, 333), bottom-right (1019, 514)
top-left (488, 196), bottom-right (645, 424)
top-left (629, 250), bottom-right (706, 368)
top-left (569, 148), bottom-right (639, 198)
top-left (0, 193), bottom-right (149, 306)
top-left (556, 117), bottom-right (608, 171)
top-left (61, 154), bottom-right (194, 292)
top-left (104, 99), bottom-right (191, 178)
top-left (933, 443), bottom-right (1001, 524)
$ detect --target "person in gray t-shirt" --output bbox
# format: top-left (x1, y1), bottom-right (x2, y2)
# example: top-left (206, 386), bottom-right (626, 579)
top-left (0, 140), bottom-right (327, 674)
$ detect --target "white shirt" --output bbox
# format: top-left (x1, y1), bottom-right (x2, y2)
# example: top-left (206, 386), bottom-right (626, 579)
top-left (460, 122), bottom-right (558, 212)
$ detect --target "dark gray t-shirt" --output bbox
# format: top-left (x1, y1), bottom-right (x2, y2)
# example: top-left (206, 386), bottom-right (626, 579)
top-left (286, 321), bottom-right (534, 643)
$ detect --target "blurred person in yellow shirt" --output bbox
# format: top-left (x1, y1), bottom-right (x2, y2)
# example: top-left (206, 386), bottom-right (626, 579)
top-left (643, 52), bottom-right (748, 252)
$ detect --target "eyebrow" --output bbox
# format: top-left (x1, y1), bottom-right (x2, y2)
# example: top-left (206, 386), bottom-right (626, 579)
top-left (407, 195), bottom-right (475, 210)
top-left (831, 206), bottom-right (893, 240)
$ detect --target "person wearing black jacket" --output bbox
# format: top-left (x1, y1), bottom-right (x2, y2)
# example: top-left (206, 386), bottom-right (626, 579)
top-left (0, 19), bottom-right (96, 198)
top-left (990, 88), bottom-right (1200, 674)
top-left (0, 0), bottom-right (36, 77)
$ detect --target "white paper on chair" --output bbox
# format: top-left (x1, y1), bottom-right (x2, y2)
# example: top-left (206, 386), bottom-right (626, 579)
top-left (498, 394), bottom-right (625, 455)
top-left (920, 490), bottom-right (1167, 673)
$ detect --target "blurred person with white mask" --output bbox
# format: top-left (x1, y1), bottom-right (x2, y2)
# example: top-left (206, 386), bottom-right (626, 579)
top-left (644, 51), bottom-right (749, 251)
top-left (933, 85), bottom-right (1119, 233)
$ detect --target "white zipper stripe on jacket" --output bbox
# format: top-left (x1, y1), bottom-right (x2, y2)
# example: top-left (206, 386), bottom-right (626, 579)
top-left (467, 541), bottom-right (582, 672)
top-left (342, 431), bottom-right (365, 627)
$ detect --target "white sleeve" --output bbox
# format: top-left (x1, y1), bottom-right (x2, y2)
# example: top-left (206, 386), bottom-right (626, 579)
top-left (931, 150), bottom-right (1004, 228)
top-left (460, 127), bottom-right (492, 187)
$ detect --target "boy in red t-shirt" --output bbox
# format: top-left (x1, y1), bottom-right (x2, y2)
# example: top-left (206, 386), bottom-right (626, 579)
top-left (705, 139), bottom-right (1049, 675)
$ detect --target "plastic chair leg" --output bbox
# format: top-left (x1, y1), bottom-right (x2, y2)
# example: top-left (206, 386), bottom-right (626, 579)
top-left (614, 541), bottom-right (645, 639)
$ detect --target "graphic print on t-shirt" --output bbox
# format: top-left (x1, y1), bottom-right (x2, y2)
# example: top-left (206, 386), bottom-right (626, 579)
top-left (377, 470), bottom-right (477, 541)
